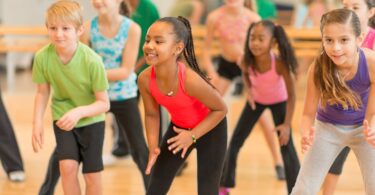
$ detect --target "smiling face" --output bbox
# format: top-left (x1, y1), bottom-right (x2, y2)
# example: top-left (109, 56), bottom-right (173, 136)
top-left (248, 24), bottom-right (274, 57)
top-left (143, 21), bottom-right (184, 66)
top-left (47, 19), bottom-right (83, 50)
top-left (322, 22), bottom-right (361, 67)
top-left (91, 0), bottom-right (121, 15)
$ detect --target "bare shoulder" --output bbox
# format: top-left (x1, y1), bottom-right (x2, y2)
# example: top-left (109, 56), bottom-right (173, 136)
top-left (206, 6), bottom-right (223, 23)
top-left (129, 20), bottom-right (141, 34)
top-left (244, 8), bottom-right (261, 22)
top-left (137, 66), bottom-right (152, 87)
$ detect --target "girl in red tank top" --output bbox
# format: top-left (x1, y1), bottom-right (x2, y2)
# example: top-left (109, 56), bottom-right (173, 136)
top-left (138, 16), bottom-right (228, 195)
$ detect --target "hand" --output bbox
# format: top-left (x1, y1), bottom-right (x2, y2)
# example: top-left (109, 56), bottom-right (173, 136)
top-left (301, 127), bottom-right (315, 153)
top-left (167, 126), bottom-right (194, 158)
top-left (275, 123), bottom-right (291, 146)
top-left (246, 92), bottom-right (256, 110)
top-left (56, 108), bottom-right (82, 131)
top-left (32, 125), bottom-right (44, 153)
top-left (145, 147), bottom-right (160, 175)
top-left (364, 120), bottom-right (375, 147)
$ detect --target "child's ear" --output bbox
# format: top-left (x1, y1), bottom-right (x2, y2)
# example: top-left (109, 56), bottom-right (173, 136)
top-left (174, 42), bottom-right (184, 55)
top-left (77, 25), bottom-right (84, 36)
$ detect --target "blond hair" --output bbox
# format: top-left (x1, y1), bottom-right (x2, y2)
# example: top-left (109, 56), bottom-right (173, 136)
top-left (46, 0), bottom-right (83, 28)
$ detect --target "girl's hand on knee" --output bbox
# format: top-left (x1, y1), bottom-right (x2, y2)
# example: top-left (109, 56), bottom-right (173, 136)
top-left (363, 120), bottom-right (375, 147)
top-left (145, 147), bottom-right (160, 175)
top-left (276, 123), bottom-right (291, 146)
top-left (167, 126), bottom-right (194, 158)
top-left (301, 127), bottom-right (315, 153)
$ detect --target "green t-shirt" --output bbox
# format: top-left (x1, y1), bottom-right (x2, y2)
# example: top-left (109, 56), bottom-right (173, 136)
top-left (32, 42), bottom-right (109, 127)
top-left (131, 0), bottom-right (160, 75)
top-left (256, 0), bottom-right (277, 20)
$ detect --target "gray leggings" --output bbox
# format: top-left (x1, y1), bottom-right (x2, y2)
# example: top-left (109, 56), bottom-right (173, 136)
top-left (291, 121), bottom-right (375, 195)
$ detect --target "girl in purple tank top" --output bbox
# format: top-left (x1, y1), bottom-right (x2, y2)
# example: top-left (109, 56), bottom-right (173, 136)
top-left (291, 9), bottom-right (375, 195)
top-left (323, 1), bottom-right (375, 194)
top-left (219, 20), bottom-right (300, 195)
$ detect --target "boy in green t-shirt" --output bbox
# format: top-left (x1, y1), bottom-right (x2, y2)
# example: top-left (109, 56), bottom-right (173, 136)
top-left (31, 1), bottom-right (109, 194)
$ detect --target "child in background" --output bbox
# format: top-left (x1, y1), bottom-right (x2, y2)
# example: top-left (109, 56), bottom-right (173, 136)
top-left (219, 20), bottom-right (300, 195)
top-left (138, 16), bottom-right (228, 195)
top-left (291, 8), bottom-right (375, 195)
top-left (322, 1), bottom-right (375, 194)
top-left (204, 0), bottom-right (285, 180)
top-left (32, 1), bottom-right (109, 195)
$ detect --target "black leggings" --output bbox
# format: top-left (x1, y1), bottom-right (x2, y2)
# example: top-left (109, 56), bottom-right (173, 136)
top-left (328, 147), bottom-right (350, 175)
top-left (146, 118), bottom-right (227, 195)
top-left (38, 98), bottom-right (149, 195)
top-left (0, 93), bottom-right (24, 174)
top-left (220, 102), bottom-right (300, 194)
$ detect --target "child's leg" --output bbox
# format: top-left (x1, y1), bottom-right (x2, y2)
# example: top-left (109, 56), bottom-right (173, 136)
top-left (84, 172), bottom-right (102, 195)
top-left (258, 109), bottom-right (283, 167)
top-left (291, 121), bottom-right (346, 195)
top-left (146, 124), bottom-right (194, 195)
top-left (59, 160), bottom-right (80, 195)
top-left (322, 147), bottom-right (350, 195)
top-left (0, 94), bottom-right (24, 174)
top-left (349, 127), bottom-right (375, 194)
top-left (111, 98), bottom-right (149, 188)
top-left (220, 103), bottom-right (265, 187)
top-left (39, 147), bottom-right (60, 195)
top-left (269, 102), bottom-right (300, 193)
top-left (196, 118), bottom-right (227, 195)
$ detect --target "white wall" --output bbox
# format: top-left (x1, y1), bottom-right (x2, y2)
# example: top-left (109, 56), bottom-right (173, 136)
top-left (1, 0), bottom-right (96, 25)
top-left (152, 0), bottom-right (176, 17)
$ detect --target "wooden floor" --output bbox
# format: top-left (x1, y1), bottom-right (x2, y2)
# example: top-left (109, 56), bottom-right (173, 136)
top-left (0, 68), bottom-right (366, 195)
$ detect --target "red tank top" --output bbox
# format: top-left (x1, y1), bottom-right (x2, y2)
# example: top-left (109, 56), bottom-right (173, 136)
top-left (149, 62), bottom-right (210, 129)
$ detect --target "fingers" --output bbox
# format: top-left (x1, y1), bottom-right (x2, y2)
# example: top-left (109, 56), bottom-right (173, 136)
top-left (56, 117), bottom-right (74, 131)
top-left (145, 149), bottom-right (160, 175)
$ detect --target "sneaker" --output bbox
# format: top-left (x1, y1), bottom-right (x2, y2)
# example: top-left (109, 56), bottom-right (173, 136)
top-left (175, 161), bottom-right (188, 176)
top-left (103, 153), bottom-right (130, 167)
top-left (275, 165), bottom-right (286, 180)
top-left (8, 171), bottom-right (25, 182)
top-left (219, 187), bottom-right (230, 195)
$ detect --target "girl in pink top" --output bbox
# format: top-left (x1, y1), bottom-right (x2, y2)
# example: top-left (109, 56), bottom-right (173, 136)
top-left (322, 1), bottom-right (375, 194)
top-left (219, 20), bottom-right (300, 195)
top-left (138, 16), bottom-right (227, 195)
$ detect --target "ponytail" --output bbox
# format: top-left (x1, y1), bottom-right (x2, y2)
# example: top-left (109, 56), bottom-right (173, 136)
top-left (158, 16), bottom-right (214, 87)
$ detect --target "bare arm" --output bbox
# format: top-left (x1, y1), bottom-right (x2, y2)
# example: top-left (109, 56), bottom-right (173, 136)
top-left (137, 68), bottom-right (162, 174)
top-left (185, 68), bottom-right (227, 139)
top-left (364, 50), bottom-right (375, 128)
top-left (56, 90), bottom-right (110, 131)
top-left (32, 83), bottom-right (51, 152)
top-left (202, 13), bottom-right (218, 78)
top-left (107, 22), bottom-right (141, 81)
top-left (300, 63), bottom-right (320, 152)
top-left (138, 69), bottom-right (161, 151)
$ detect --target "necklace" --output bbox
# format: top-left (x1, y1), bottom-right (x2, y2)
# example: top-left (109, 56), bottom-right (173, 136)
top-left (166, 66), bottom-right (178, 97)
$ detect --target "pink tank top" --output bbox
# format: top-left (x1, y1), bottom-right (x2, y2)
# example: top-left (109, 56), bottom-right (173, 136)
top-left (215, 8), bottom-right (252, 43)
top-left (362, 28), bottom-right (375, 49)
top-left (248, 52), bottom-right (288, 104)
top-left (149, 62), bottom-right (210, 129)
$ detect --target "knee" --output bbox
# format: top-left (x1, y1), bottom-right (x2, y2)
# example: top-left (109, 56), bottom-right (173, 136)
top-left (84, 172), bottom-right (101, 187)
top-left (59, 160), bottom-right (78, 178)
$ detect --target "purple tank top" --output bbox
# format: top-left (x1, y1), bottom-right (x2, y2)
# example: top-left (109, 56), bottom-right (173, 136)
top-left (317, 49), bottom-right (370, 125)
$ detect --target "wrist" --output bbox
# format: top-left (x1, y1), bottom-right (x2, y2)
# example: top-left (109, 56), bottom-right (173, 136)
top-left (190, 132), bottom-right (197, 144)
